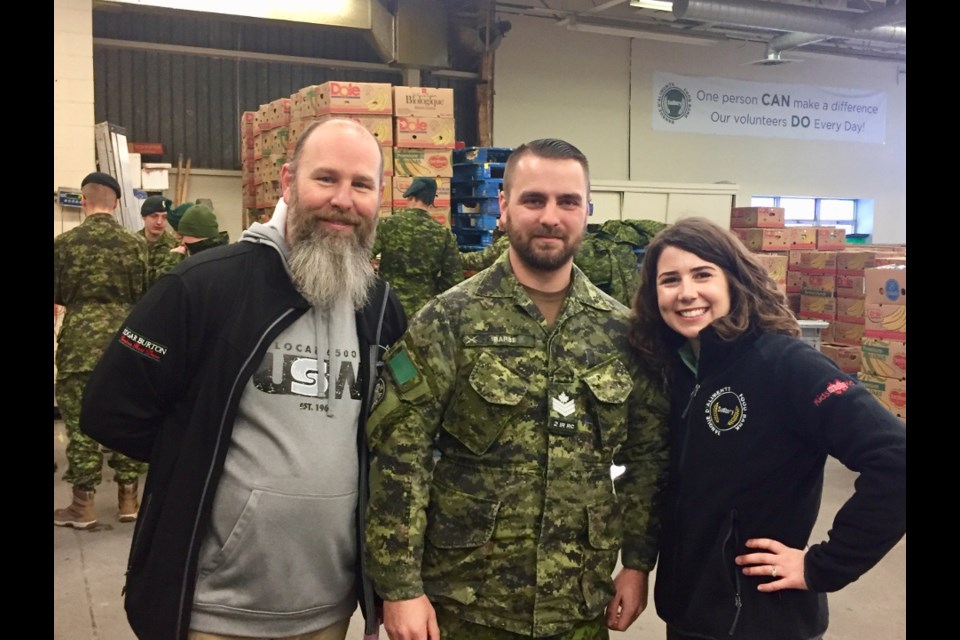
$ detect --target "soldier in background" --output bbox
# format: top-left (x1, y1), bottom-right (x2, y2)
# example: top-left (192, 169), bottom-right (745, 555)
top-left (365, 139), bottom-right (670, 640)
top-left (459, 212), bottom-right (508, 273)
top-left (54, 171), bottom-right (149, 529)
top-left (172, 203), bottom-right (230, 257)
top-left (371, 176), bottom-right (463, 319)
top-left (138, 195), bottom-right (183, 286)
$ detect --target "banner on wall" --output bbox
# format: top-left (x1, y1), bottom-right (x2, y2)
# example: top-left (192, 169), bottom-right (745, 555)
top-left (651, 72), bottom-right (887, 144)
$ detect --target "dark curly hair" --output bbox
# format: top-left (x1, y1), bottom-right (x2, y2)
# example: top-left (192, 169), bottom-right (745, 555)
top-left (628, 217), bottom-right (799, 383)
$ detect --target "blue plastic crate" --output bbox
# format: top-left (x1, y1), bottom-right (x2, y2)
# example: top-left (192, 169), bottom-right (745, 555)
top-left (453, 212), bottom-right (500, 231)
top-left (453, 162), bottom-right (505, 181)
top-left (454, 147), bottom-right (513, 164)
top-left (452, 179), bottom-right (503, 199)
top-left (459, 244), bottom-right (491, 253)
top-left (454, 228), bottom-right (496, 247)
top-left (454, 198), bottom-right (500, 216)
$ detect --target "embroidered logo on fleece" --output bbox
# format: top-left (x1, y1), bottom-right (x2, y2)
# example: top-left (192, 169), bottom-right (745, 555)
top-left (119, 327), bottom-right (168, 362)
top-left (813, 378), bottom-right (854, 406)
top-left (704, 386), bottom-right (747, 435)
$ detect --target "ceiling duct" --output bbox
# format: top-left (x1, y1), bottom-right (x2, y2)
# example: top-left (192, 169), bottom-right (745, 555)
top-left (672, 0), bottom-right (906, 45)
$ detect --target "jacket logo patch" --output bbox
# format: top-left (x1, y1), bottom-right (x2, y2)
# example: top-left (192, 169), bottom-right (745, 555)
top-left (551, 392), bottom-right (576, 417)
top-left (704, 386), bottom-right (747, 435)
top-left (813, 378), bottom-right (854, 406)
top-left (119, 327), bottom-right (168, 362)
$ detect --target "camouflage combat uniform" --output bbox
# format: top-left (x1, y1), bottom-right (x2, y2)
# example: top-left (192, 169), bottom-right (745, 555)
top-left (372, 207), bottom-right (464, 319)
top-left (460, 232), bottom-right (508, 272)
top-left (139, 227), bottom-right (182, 287)
top-left (365, 251), bottom-right (669, 638)
top-left (54, 213), bottom-right (149, 488)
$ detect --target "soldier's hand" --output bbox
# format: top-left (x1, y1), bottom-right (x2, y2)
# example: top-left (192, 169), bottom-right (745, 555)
top-left (382, 595), bottom-right (440, 640)
top-left (605, 567), bottom-right (649, 631)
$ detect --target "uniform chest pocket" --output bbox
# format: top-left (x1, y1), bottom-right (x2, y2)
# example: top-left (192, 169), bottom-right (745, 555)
top-left (441, 351), bottom-right (528, 456)
top-left (582, 358), bottom-right (633, 450)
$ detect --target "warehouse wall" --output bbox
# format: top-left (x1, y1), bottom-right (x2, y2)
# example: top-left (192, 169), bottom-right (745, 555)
top-left (493, 15), bottom-right (906, 243)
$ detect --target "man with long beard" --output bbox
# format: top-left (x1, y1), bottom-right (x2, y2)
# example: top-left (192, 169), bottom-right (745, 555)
top-left (80, 118), bottom-right (407, 640)
top-left (364, 138), bottom-right (670, 640)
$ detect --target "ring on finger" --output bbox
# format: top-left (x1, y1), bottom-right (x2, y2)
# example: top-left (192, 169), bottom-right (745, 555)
top-left (771, 565), bottom-right (778, 578)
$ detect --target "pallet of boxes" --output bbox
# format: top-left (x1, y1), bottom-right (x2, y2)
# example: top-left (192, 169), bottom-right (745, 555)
top-left (731, 207), bottom-right (905, 422)
top-left (391, 85), bottom-right (456, 226)
top-left (239, 98), bottom-right (292, 228)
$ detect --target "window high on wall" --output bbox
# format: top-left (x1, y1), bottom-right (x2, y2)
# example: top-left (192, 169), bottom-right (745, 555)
top-left (751, 196), bottom-right (862, 236)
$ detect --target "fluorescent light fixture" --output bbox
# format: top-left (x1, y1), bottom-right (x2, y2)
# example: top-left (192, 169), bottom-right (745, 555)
top-left (558, 16), bottom-right (714, 45)
top-left (630, 0), bottom-right (674, 11)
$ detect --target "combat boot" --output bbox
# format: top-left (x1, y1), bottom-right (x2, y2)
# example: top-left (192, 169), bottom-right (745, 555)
top-left (118, 482), bottom-right (139, 522)
top-left (54, 487), bottom-right (97, 529)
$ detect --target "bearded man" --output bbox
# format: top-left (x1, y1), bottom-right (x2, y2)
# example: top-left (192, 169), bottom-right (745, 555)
top-left (80, 118), bottom-right (407, 640)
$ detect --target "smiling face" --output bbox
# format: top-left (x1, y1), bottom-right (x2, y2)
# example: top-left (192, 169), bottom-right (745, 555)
top-left (500, 154), bottom-right (589, 274)
top-left (655, 245), bottom-right (732, 351)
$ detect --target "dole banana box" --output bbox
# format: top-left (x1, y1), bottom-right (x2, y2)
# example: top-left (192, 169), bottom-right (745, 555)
top-left (287, 115), bottom-right (394, 150)
top-left (865, 265), bottom-right (906, 306)
top-left (864, 303), bottom-right (906, 340)
top-left (799, 294), bottom-right (836, 321)
top-left (291, 82), bottom-right (393, 118)
top-left (392, 176), bottom-right (451, 207)
top-left (733, 228), bottom-right (790, 252)
top-left (836, 249), bottom-right (878, 274)
top-left (795, 250), bottom-right (837, 274)
top-left (800, 273), bottom-right (836, 296)
top-left (876, 255), bottom-right (907, 266)
top-left (816, 227), bottom-right (846, 250)
top-left (819, 343), bottom-right (862, 374)
top-left (730, 207), bottom-right (785, 228)
top-left (827, 320), bottom-right (865, 346)
top-left (393, 148), bottom-right (454, 177)
top-left (788, 226), bottom-right (817, 250)
top-left (835, 274), bottom-right (866, 299)
top-left (835, 296), bottom-right (865, 324)
top-left (786, 270), bottom-right (803, 294)
top-left (394, 116), bottom-right (457, 149)
top-left (393, 86), bottom-right (455, 118)
top-left (858, 373), bottom-right (906, 421)
top-left (752, 253), bottom-right (787, 286)
top-left (860, 338), bottom-right (906, 380)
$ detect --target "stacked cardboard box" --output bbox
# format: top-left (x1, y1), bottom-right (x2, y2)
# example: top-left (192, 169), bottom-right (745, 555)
top-left (240, 111), bottom-right (257, 218)
top-left (390, 86), bottom-right (456, 227)
top-left (252, 98), bottom-right (291, 215)
top-left (859, 264), bottom-right (906, 420)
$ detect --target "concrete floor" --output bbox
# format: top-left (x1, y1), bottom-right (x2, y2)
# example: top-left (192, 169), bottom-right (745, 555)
top-left (54, 419), bottom-right (905, 640)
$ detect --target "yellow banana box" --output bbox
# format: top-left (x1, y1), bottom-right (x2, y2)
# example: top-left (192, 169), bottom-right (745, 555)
top-left (819, 343), bottom-right (861, 374)
top-left (858, 373), bottom-right (906, 421)
top-left (865, 265), bottom-right (906, 305)
top-left (286, 115), bottom-right (394, 151)
top-left (795, 250), bottom-right (838, 274)
top-left (752, 253), bottom-right (788, 285)
top-left (786, 269), bottom-right (803, 293)
top-left (799, 294), bottom-right (836, 321)
top-left (730, 207), bottom-right (785, 228)
top-left (394, 116), bottom-right (457, 149)
top-left (835, 274), bottom-right (866, 299)
top-left (800, 273), bottom-right (836, 296)
top-left (826, 320), bottom-right (865, 346)
top-left (393, 148), bottom-right (453, 177)
top-left (835, 296), bottom-right (865, 324)
top-left (291, 82), bottom-right (393, 118)
top-left (860, 338), bottom-right (906, 380)
top-left (816, 227), bottom-right (846, 250)
top-left (393, 86), bottom-right (455, 118)
top-left (863, 303), bottom-right (906, 340)
top-left (788, 226), bottom-right (817, 250)
top-left (733, 228), bottom-right (790, 252)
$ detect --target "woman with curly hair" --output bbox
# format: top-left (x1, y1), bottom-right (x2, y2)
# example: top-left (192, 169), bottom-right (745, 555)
top-left (628, 217), bottom-right (905, 640)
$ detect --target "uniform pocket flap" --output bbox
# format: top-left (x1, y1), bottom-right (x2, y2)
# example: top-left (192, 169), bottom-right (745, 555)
top-left (426, 485), bottom-right (501, 549)
top-left (582, 358), bottom-right (633, 405)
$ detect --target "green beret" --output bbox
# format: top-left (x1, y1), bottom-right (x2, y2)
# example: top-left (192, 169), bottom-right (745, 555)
top-left (178, 204), bottom-right (219, 239)
top-left (81, 172), bottom-right (122, 199)
top-left (402, 177), bottom-right (438, 206)
top-left (140, 195), bottom-right (172, 216)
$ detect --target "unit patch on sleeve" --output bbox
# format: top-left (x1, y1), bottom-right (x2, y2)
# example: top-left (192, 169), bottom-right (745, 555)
top-left (119, 326), bottom-right (168, 362)
top-left (386, 346), bottom-right (421, 393)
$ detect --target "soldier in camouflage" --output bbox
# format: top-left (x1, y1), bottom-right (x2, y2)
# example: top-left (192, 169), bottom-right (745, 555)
top-left (138, 195), bottom-right (183, 286)
top-left (372, 177), bottom-right (464, 319)
top-left (460, 214), bottom-right (507, 273)
top-left (54, 172), bottom-right (149, 529)
top-left (365, 140), bottom-right (669, 640)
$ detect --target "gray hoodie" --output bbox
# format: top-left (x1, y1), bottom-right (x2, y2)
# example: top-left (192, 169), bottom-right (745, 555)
top-left (190, 200), bottom-right (363, 637)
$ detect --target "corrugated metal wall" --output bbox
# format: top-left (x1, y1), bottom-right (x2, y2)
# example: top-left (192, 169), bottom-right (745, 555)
top-left (92, 7), bottom-right (480, 170)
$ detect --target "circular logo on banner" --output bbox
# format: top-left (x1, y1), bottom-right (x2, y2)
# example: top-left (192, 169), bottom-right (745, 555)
top-left (704, 387), bottom-right (747, 435)
top-left (658, 83), bottom-right (692, 124)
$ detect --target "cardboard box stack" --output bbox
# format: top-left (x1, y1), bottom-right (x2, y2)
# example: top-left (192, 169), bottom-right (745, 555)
top-left (391, 86), bottom-right (456, 227)
top-left (859, 263), bottom-right (906, 420)
top-left (240, 111), bottom-right (257, 220)
top-left (249, 98), bottom-right (292, 225)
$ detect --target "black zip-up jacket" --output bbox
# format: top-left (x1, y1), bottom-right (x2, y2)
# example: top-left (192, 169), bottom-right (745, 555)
top-left (81, 240), bottom-right (407, 640)
top-left (653, 327), bottom-right (906, 640)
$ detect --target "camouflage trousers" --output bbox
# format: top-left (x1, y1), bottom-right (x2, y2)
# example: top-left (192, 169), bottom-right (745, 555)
top-left (436, 609), bottom-right (608, 640)
top-left (56, 372), bottom-right (147, 489)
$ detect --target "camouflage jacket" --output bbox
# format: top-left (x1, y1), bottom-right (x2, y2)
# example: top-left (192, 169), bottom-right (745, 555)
top-left (140, 228), bottom-right (183, 286)
top-left (372, 207), bottom-right (463, 319)
top-left (365, 251), bottom-right (669, 636)
top-left (460, 233), bottom-right (508, 272)
top-left (54, 213), bottom-right (148, 374)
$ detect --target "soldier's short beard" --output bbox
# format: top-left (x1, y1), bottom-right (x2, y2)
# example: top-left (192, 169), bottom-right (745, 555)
top-left (287, 190), bottom-right (378, 310)
top-left (506, 219), bottom-right (583, 272)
